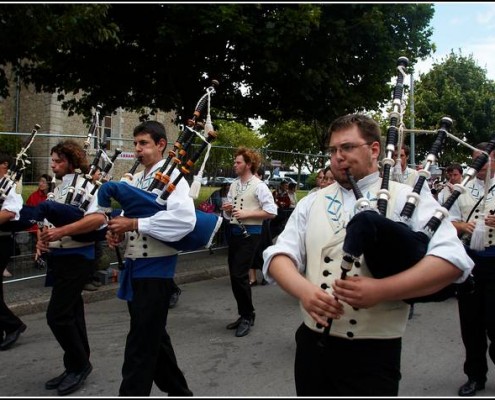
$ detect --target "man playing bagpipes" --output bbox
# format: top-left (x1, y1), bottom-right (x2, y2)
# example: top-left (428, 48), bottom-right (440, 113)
top-left (0, 152), bottom-right (27, 351)
top-left (105, 120), bottom-right (194, 396)
top-left (448, 143), bottom-right (495, 396)
top-left (262, 113), bottom-right (474, 396)
top-left (36, 140), bottom-right (107, 396)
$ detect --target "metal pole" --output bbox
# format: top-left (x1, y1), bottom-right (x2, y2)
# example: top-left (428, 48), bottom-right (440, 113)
top-left (409, 70), bottom-right (415, 168)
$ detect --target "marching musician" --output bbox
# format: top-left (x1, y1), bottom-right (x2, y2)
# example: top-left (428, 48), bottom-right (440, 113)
top-left (448, 143), bottom-right (495, 396)
top-left (222, 147), bottom-right (277, 337)
top-left (36, 140), bottom-right (107, 396)
top-left (392, 144), bottom-right (419, 186)
top-left (262, 113), bottom-right (474, 396)
top-left (437, 162), bottom-right (463, 204)
top-left (0, 152), bottom-right (27, 351)
top-left (105, 120), bottom-right (195, 396)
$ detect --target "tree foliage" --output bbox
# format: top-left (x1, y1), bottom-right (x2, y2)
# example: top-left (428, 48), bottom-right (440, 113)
top-left (202, 120), bottom-right (265, 179)
top-left (411, 51), bottom-right (495, 165)
top-left (0, 3), bottom-right (434, 127)
top-left (260, 119), bottom-right (328, 176)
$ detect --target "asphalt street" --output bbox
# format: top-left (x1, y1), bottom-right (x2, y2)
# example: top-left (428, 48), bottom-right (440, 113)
top-left (2, 275), bottom-right (495, 397)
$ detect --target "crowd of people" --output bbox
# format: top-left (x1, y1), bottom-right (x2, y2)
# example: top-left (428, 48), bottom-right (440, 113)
top-left (3, 111), bottom-right (495, 397)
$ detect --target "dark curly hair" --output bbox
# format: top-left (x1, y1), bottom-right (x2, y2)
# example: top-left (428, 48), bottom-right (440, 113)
top-left (50, 140), bottom-right (89, 174)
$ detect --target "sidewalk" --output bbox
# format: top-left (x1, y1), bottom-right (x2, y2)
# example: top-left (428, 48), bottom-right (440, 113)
top-left (4, 246), bottom-right (229, 317)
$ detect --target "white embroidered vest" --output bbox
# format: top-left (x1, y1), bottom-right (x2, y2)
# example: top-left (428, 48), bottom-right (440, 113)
top-left (457, 179), bottom-right (495, 248)
top-left (303, 180), bottom-right (409, 339)
top-left (230, 177), bottom-right (263, 226)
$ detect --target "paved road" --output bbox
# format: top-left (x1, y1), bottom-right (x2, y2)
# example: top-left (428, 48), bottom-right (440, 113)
top-left (2, 276), bottom-right (495, 397)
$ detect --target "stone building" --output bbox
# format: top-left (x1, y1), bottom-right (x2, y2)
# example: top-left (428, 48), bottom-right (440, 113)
top-left (0, 65), bottom-right (179, 183)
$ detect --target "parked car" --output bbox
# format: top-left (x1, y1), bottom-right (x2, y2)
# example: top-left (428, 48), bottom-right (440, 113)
top-left (207, 176), bottom-right (234, 186)
top-left (265, 176), bottom-right (304, 190)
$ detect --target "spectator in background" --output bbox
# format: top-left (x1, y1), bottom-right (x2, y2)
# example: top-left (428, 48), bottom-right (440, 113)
top-left (308, 169), bottom-right (325, 194)
top-left (320, 166), bottom-right (335, 188)
top-left (207, 182), bottom-right (232, 247)
top-left (271, 180), bottom-right (292, 238)
top-left (287, 182), bottom-right (298, 209)
top-left (26, 174), bottom-right (53, 211)
top-left (23, 173), bottom-right (53, 271)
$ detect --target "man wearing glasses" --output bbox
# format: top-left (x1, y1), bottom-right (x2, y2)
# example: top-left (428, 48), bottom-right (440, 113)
top-left (263, 113), bottom-right (473, 396)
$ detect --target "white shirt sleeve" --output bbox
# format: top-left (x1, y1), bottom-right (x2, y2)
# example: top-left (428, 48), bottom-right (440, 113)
top-left (137, 169), bottom-right (196, 242)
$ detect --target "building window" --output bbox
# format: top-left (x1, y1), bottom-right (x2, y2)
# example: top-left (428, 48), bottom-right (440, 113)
top-left (93, 115), bottom-right (112, 150)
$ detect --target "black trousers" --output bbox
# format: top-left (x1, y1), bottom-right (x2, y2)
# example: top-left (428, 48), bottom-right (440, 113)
top-left (251, 220), bottom-right (273, 271)
top-left (227, 232), bottom-right (260, 318)
top-left (46, 253), bottom-right (92, 373)
top-left (294, 323), bottom-right (402, 396)
top-left (119, 278), bottom-right (192, 396)
top-left (458, 251), bottom-right (495, 383)
top-left (0, 236), bottom-right (24, 337)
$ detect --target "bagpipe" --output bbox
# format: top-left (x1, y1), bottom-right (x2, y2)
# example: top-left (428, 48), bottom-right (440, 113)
top-left (0, 124), bottom-right (41, 207)
top-left (1, 107), bottom-right (120, 240)
top-left (340, 57), bottom-right (483, 304)
top-left (319, 56), bottom-right (486, 344)
top-left (96, 80), bottom-right (223, 252)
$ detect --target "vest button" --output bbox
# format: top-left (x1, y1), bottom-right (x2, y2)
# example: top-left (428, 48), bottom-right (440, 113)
top-left (349, 319), bottom-right (357, 325)
top-left (324, 256), bottom-right (332, 263)
top-left (130, 236), bottom-right (135, 240)
top-left (353, 307), bottom-right (359, 311)
top-left (316, 323), bottom-right (323, 329)
top-left (354, 261), bottom-right (361, 268)
top-left (322, 270), bottom-right (331, 277)
top-left (320, 283), bottom-right (328, 289)
top-left (346, 331), bottom-right (354, 338)
top-left (142, 236), bottom-right (147, 241)
top-left (143, 252), bottom-right (148, 257)
top-left (143, 244), bottom-right (148, 249)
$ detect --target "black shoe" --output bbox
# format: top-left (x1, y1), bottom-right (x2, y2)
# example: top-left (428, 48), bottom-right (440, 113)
top-left (0, 323), bottom-right (26, 350)
top-left (261, 278), bottom-right (269, 286)
top-left (226, 312), bottom-right (256, 330)
top-left (57, 363), bottom-right (93, 396)
top-left (169, 288), bottom-right (181, 309)
top-left (235, 315), bottom-right (255, 337)
top-left (458, 379), bottom-right (485, 396)
top-left (45, 371), bottom-right (68, 390)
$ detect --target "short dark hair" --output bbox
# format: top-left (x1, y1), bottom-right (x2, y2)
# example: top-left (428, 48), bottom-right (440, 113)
top-left (446, 163), bottom-right (463, 175)
top-left (328, 113), bottom-right (381, 152)
top-left (133, 120), bottom-right (167, 144)
top-left (0, 152), bottom-right (12, 166)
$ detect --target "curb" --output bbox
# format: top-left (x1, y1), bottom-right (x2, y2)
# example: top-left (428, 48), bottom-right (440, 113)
top-left (10, 264), bottom-right (230, 317)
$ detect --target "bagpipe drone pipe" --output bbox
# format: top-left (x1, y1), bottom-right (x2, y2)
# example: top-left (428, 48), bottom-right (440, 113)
top-left (0, 124), bottom-right (41, 208)
top-left (333, 56), bottom-right (462, 307)
top-left (341, 123), bottom-right (494, 307)
top-left (96, 80), bottom-right (223, 252)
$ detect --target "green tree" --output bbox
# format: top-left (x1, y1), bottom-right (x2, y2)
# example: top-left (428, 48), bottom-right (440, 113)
top-left (202, 120), bottom-right (265, 179)
top-left (411, 51), bottom-right (495, 166)
top-left (0, 3), bottom-right (434, 125)
top-left (260, 119), bottom-right (328, 181)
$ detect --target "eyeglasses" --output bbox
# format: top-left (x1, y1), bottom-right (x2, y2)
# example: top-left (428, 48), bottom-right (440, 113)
top-left (328, 142), bottom-right (372, 156)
